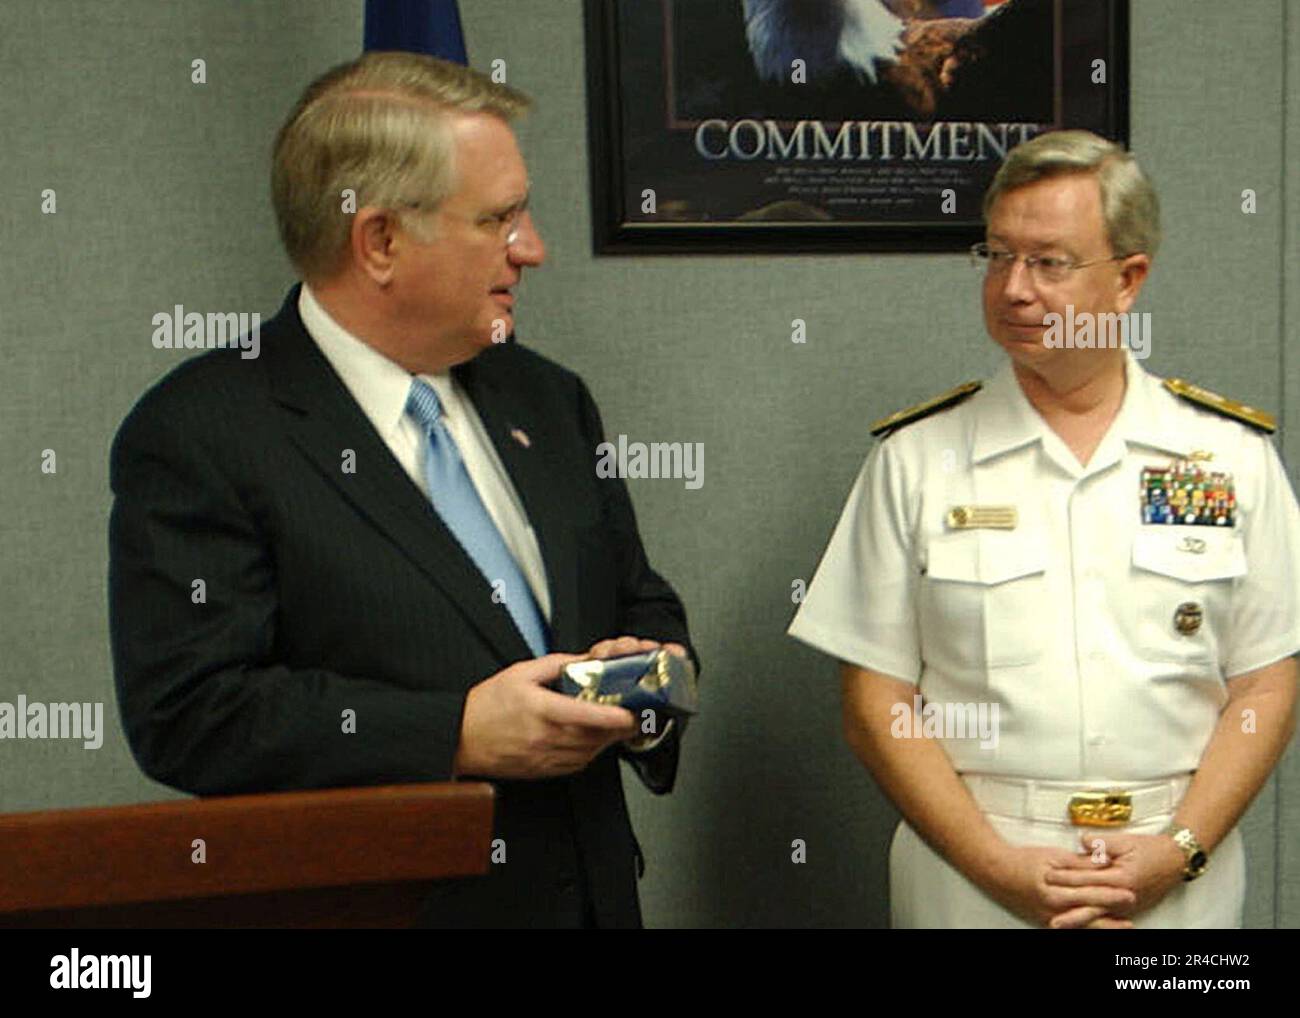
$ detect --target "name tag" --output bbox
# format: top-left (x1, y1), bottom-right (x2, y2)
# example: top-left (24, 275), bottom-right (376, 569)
top-left (946, 505), bottom-right (1018, 530)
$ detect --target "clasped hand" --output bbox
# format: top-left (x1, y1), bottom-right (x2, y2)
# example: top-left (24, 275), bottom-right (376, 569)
top-left (989, 832), bottom-right (1186, 929)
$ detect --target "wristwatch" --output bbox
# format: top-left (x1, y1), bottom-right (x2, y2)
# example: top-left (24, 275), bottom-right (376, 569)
top-left (1165, 824), bottom-right (1209, 882)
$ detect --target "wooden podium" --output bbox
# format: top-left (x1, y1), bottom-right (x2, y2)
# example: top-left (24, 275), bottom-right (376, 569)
top-left (0, 782), bottom-right (494, 928)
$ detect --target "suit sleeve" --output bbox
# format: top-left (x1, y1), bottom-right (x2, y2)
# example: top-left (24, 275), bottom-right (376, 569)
top-left (574, 377), bottom-right (699, 795)
top-left (108, 392), bottom-right (469, 796)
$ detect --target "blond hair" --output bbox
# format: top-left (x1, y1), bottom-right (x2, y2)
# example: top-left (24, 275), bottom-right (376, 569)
top-left (271, 51), bottom-right (531, 280)
top-left (983, 129), bottom-right (1161, 259)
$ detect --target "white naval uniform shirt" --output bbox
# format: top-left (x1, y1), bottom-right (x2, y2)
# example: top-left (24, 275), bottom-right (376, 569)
top-left (789, 351), bottom-right (1300, 781)
top-left (297, 284), bottom-right (552, 622)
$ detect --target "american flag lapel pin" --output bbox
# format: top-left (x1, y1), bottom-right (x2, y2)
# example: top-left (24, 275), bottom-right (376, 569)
top-left (510, 427), bottom-right (531, 449)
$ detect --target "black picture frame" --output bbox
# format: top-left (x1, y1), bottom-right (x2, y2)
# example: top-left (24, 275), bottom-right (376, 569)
top-left (584, 0), bottom-right (1129, 255)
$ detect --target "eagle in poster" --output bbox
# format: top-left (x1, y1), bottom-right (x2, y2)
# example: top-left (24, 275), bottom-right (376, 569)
top-left (742, 0), bottom-right (1028, 118)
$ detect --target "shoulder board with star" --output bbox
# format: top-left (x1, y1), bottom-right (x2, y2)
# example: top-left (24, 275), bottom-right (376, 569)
top-left (870, 381), bottom-right (982, 438)
top-left (1163, 378), bottom-right (1275, 434)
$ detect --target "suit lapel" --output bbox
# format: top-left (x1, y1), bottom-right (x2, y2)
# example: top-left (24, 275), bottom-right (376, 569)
top-left (262, 288), bottom-right (534, 665)
top-left (455, 352), bottom-right (582, 655)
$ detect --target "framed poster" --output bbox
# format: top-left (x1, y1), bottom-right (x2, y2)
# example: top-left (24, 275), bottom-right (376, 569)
top-left (585, 0), bottom-right (1129, 254)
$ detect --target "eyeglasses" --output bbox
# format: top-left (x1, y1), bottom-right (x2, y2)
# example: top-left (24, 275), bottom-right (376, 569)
top-left (397, 195), bottom-right (529, 247)
top-left (483, 197), bottom-right (529, 246)
top-left (970, 242), bottom-right (1128, 285)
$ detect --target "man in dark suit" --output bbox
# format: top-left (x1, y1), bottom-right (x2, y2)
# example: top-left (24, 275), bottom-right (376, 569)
top-left (108, 51), bottom-right (696, 929)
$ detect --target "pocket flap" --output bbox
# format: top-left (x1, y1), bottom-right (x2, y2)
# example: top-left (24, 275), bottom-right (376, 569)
top-left (927, 530), bottom-right (1047, 585)
top-left (1132, 529), bottom-right (1246, 582)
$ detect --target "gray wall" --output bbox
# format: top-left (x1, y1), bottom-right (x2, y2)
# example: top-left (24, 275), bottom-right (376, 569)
top-left (0, 0), bottom-right (1295, 928)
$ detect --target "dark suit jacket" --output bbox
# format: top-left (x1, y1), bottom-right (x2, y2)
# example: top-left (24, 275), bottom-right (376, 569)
top-left (108, 286), bottom-right (696, 928)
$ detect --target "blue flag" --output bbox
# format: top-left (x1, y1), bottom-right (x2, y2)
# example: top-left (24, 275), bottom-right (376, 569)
top-left (364, 0), bottom-right (467, 63)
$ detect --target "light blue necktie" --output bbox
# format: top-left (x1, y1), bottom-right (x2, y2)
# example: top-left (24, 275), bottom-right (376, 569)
top-left (406, 378), bottom-right (549, 657)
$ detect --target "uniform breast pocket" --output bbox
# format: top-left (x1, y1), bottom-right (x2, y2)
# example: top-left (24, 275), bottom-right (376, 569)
top-left (920, 530), bottom-right (1048, 671)
top-left (1130, 529), bottom-right (1245, 666)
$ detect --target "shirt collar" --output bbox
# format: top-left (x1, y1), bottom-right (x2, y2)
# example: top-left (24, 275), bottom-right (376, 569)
top-left (970, 356), bottom-right (1046, 464)
top-left (1110, 352), bottom-right (1187, 457)
top-left (972, 349), bottom-right (1187, 466)
top-left (299, 284), bottom-right (449, 440)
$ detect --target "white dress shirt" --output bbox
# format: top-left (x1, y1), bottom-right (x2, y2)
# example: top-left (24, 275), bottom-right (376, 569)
top-left (789, 351), bottom-right (1300, 781)
top-left (297, 284), bottom-right (552, 622)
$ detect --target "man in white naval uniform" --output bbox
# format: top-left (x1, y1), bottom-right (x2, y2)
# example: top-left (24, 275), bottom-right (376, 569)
top-left (789, 130), bottom-right (1300, 928)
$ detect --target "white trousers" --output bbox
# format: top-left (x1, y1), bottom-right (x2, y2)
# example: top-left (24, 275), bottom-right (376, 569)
top-left (889, 801), bottom-right (1246, 929)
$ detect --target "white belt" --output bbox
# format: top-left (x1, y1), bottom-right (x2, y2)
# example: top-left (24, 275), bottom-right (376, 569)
top-left (962, 773), bottom-right (1192, 825)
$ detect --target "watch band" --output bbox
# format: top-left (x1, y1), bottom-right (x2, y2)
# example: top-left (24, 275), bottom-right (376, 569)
top-left (1166, 824), bottom-right (1209, 882)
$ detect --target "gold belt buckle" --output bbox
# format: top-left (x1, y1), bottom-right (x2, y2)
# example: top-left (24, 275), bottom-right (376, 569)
top-left (1068, 790), bottom-right (1133, 827)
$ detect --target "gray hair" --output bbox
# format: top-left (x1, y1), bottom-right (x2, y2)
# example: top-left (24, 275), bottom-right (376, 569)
top-left (983, 129), bottom-right (1161, 259)
top-left (272, 51), bottom-right (531, 280)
